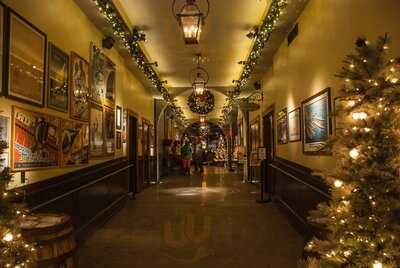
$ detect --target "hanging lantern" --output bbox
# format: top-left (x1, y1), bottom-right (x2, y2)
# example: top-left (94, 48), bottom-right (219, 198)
top-left (172, 0), bottom-right (210, 44)
top-left (189, 64), bottom-right (209, 95)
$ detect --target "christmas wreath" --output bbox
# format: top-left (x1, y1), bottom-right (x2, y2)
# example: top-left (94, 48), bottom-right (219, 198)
top-left (187, 91), bottom-right (215, 114)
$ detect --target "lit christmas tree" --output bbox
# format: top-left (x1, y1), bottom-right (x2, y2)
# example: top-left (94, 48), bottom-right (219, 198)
top-left (304, 35), bottom-right (400, 267)
top-left (0, 114), bottom-right (35, 267)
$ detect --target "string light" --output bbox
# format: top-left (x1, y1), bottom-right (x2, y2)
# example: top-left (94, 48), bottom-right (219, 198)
top-left (352, 112), bottom-right (368, 120)
top-left (372, 261), bottom-right (382, 268)
top-left (349, 148), bottom-right (359, 159)
top-left (334, 180), bottom-right (343, 188)
top-left (3, 233), bottom-right (14, 242)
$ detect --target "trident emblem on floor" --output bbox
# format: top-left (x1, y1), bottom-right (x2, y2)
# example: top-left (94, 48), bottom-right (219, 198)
top-left (163, 212), bottom-right (214, 263)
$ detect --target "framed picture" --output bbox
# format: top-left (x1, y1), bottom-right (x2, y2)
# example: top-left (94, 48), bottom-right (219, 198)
top-left (0, 4), bottom-right (4, 91)
top-left (5, 10), bottom-right (46, 106)
top-left (122, 108), bottom-right (127, 143)
top-left (0, 152), bottom-right (9, 170)
top-left (334, 97), bottom-right (347, 134)
top-left (277, 108), bottom-right (288, 144)
top-left (0, 115), bottom-right (9, 144)
top-left (288, 108), bottom-right (301, 142)
top-left (12, 106), bottom-right (60, 171)
top-left (60, 119), bottom-right (89, 166)
top-left (250, 117), bottom-right (260, 151)
top-left (48, 43), bottom-right (69, 112)
top-left (90, 43), bottom-right (116, 108)
top-left (104, 106), bottom-right (115, 156)
top-left (116, 105), bottom-right (122, 130)
top-left (89, 104), bottom-right (105, 158)
top-left (70, 52), bottom-right (89, 122)
top-left (116, 131), bottom-right (122, 150)
top-left (301, 88), bottom-right (332, 154)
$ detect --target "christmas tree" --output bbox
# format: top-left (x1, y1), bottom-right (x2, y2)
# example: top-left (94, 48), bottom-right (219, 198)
top-left (0, 114), bottom-right (35, 267)
top-left (304, 35), bottom-right (400, 267)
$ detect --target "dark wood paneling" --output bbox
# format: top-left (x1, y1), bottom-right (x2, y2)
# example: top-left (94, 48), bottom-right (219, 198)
top-left (269, 157), bottom-right (330, 238)
top-left (19, 157), bottom-right (131, 240)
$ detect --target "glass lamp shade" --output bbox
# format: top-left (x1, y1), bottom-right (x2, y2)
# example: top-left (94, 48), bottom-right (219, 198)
top-left (177, 2), bottom-right (203, 44)
top-left (193, 72), bottom-right (206, 95)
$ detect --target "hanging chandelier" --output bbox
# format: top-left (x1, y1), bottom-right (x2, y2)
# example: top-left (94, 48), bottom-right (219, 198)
top-left (172, 0), bottom-right (210, 44)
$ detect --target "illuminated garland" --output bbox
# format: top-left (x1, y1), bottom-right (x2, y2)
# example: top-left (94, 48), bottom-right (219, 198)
top-left (187, 91), bottom-right (215, 115)
top-left (234, 0), bottom-right (287, 90)
top-left (93, 0), bottom-right (186, 126)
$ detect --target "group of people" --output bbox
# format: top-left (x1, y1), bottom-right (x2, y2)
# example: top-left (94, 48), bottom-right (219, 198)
top-left (178, 141), bottom-right (211, 176)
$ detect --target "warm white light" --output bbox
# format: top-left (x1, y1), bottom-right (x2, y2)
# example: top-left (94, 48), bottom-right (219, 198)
top-left (347, 100), bottom-right (356, 107)
top-left (3, 233), bottom-right (13, 242)
top-left (352, 112), bottom-right (368, 120)
top-left (334, 180), bottom-right (343, 188)
top-left (349, 148), bottom-right (359, 159)
top-left (373, 261), bottom-right (382, 268)
top-left (390, 78), bottom-right (399, 84)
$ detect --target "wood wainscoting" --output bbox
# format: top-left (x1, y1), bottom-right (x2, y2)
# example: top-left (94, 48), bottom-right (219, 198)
top-left (268, 157), bottom-right (330, 239)
top-left (19, 157), bottom-right (131, 240)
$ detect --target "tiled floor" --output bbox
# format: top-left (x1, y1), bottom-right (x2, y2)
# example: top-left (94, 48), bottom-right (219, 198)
top-left (78, 167), bottom-right (304, 268)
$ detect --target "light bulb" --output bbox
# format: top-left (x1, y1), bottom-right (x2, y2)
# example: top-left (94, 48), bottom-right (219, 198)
top-left (352, 112), bottom-right (368, 120)
top-left (373, 261), bottom-right (382, 268)
top-left (347, 100), bottom-right (356, 107)
top-left (3, 233), bottom-right (13, 242)
top-left (349, 148), bottom-right (359, 159)
top-left (334, 180), bottom-right (343, 188)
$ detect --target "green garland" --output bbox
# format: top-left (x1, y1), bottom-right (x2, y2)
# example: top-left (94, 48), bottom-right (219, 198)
top-left (187, 91), bottom-right (215, 115)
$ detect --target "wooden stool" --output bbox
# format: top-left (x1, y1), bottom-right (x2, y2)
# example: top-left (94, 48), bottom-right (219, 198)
top-left (20, 213), bottom-right (76, 268)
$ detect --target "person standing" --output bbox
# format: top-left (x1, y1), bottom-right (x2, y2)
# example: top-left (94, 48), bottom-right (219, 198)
top-left (181, 142), bottom-right (193, 175)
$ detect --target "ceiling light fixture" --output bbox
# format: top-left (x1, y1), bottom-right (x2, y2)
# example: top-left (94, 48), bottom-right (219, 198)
top-left (172, 0), bottom-right (210, 44)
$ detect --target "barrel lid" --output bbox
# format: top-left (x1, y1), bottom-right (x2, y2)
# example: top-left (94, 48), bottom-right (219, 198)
top-left (20, 213), bottom-right (70, 230)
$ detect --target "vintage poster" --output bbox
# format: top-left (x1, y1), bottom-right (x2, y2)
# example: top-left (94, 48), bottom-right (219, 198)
top-left (12, 107), bottom-right (60, 170)
top-left (60, 119), bottom-right (89, 166)
top-left (104, 106), bottom-right (115, 155)
top-left (288, 108), bottom-right (301, 142)
top-left (0, 115), bottom-right (9, 144)
top-left (48, 43), bottom-right (69, 112)
top-left (90, 44), bottom-right (116, 108)
top-left (302, 88), bottom-right (331, 154)
top-left (7, 12), bottom-right (46, 106)
top-left (277, 108), bottom-right (288, 144)
top-left (70, 52), bottom-right (90, 122)
top-left (89, 104), bottom-right (105, 157)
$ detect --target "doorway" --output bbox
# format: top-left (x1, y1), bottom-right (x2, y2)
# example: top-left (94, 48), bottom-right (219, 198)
top-left (262, 106), bottom-right (275, 195)
top-left (128, 113), bottom-right (138, 196)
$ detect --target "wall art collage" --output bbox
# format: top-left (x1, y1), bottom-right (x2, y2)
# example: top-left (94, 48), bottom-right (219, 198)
top-left (277, 87), bottom-right (332, 155)
top-left (0, 3), bottom-right (126, 171)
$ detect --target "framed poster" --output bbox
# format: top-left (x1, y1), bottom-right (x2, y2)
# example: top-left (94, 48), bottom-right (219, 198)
top-left (12, 106), bottom-right (60, 170)
top-left (334, 97), bottom-right (347, 134)
top-left (116, 105), bottom-right (122, 130)
top-left (0, 4), bottom-right (4, 91)
top-left (0, 152), bottom-right (8, 170)
top-left (116, 131), bottom-right (122, 150)
top-left (89, 104), bottom-right (105, 158)
top-left (60, 119), bottom-right (89, 166)
top-left (104, 106), bottom-right (115, 156)
top-left (301, 88), bottom-right (332, 154)
top-left (6, 11), bottom-right (46, 106)
top-left (122, 108), bottom-right (127, 143)
top-left (70, 52), bottom-right (89, 122)
top-left (48, 43), bottom-right (69, 112)
top-left (288, 108), bottom-right (301, 142)
top-left (277, 108), bottom-right (288, 144)
top-left (90, 44), bottom-right (116, 108)
top-left (0, 115), bottom-right (9, 144)
top-left (249, 117), bottom-right (260, 151)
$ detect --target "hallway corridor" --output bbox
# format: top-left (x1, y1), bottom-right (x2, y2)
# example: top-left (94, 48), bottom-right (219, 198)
top-left (78, 168), bottom-right (304, 268)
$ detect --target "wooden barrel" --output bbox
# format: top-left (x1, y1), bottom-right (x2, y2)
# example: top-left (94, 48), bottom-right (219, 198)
top-left (20, 213), bottom-right (76, 268)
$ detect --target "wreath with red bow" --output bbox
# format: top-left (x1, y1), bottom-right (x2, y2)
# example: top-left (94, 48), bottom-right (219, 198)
top-left (187, 91), bottom-right (215, 114)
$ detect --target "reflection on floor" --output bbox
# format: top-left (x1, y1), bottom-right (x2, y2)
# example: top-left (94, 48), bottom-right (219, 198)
top-left (78, 167), bottom-right (304, 268)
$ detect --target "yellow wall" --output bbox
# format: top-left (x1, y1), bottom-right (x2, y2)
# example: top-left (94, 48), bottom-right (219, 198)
top-left (1, 0), bottom-right (154, 187)
top-left (251, 0), bottom-right (400, 172)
